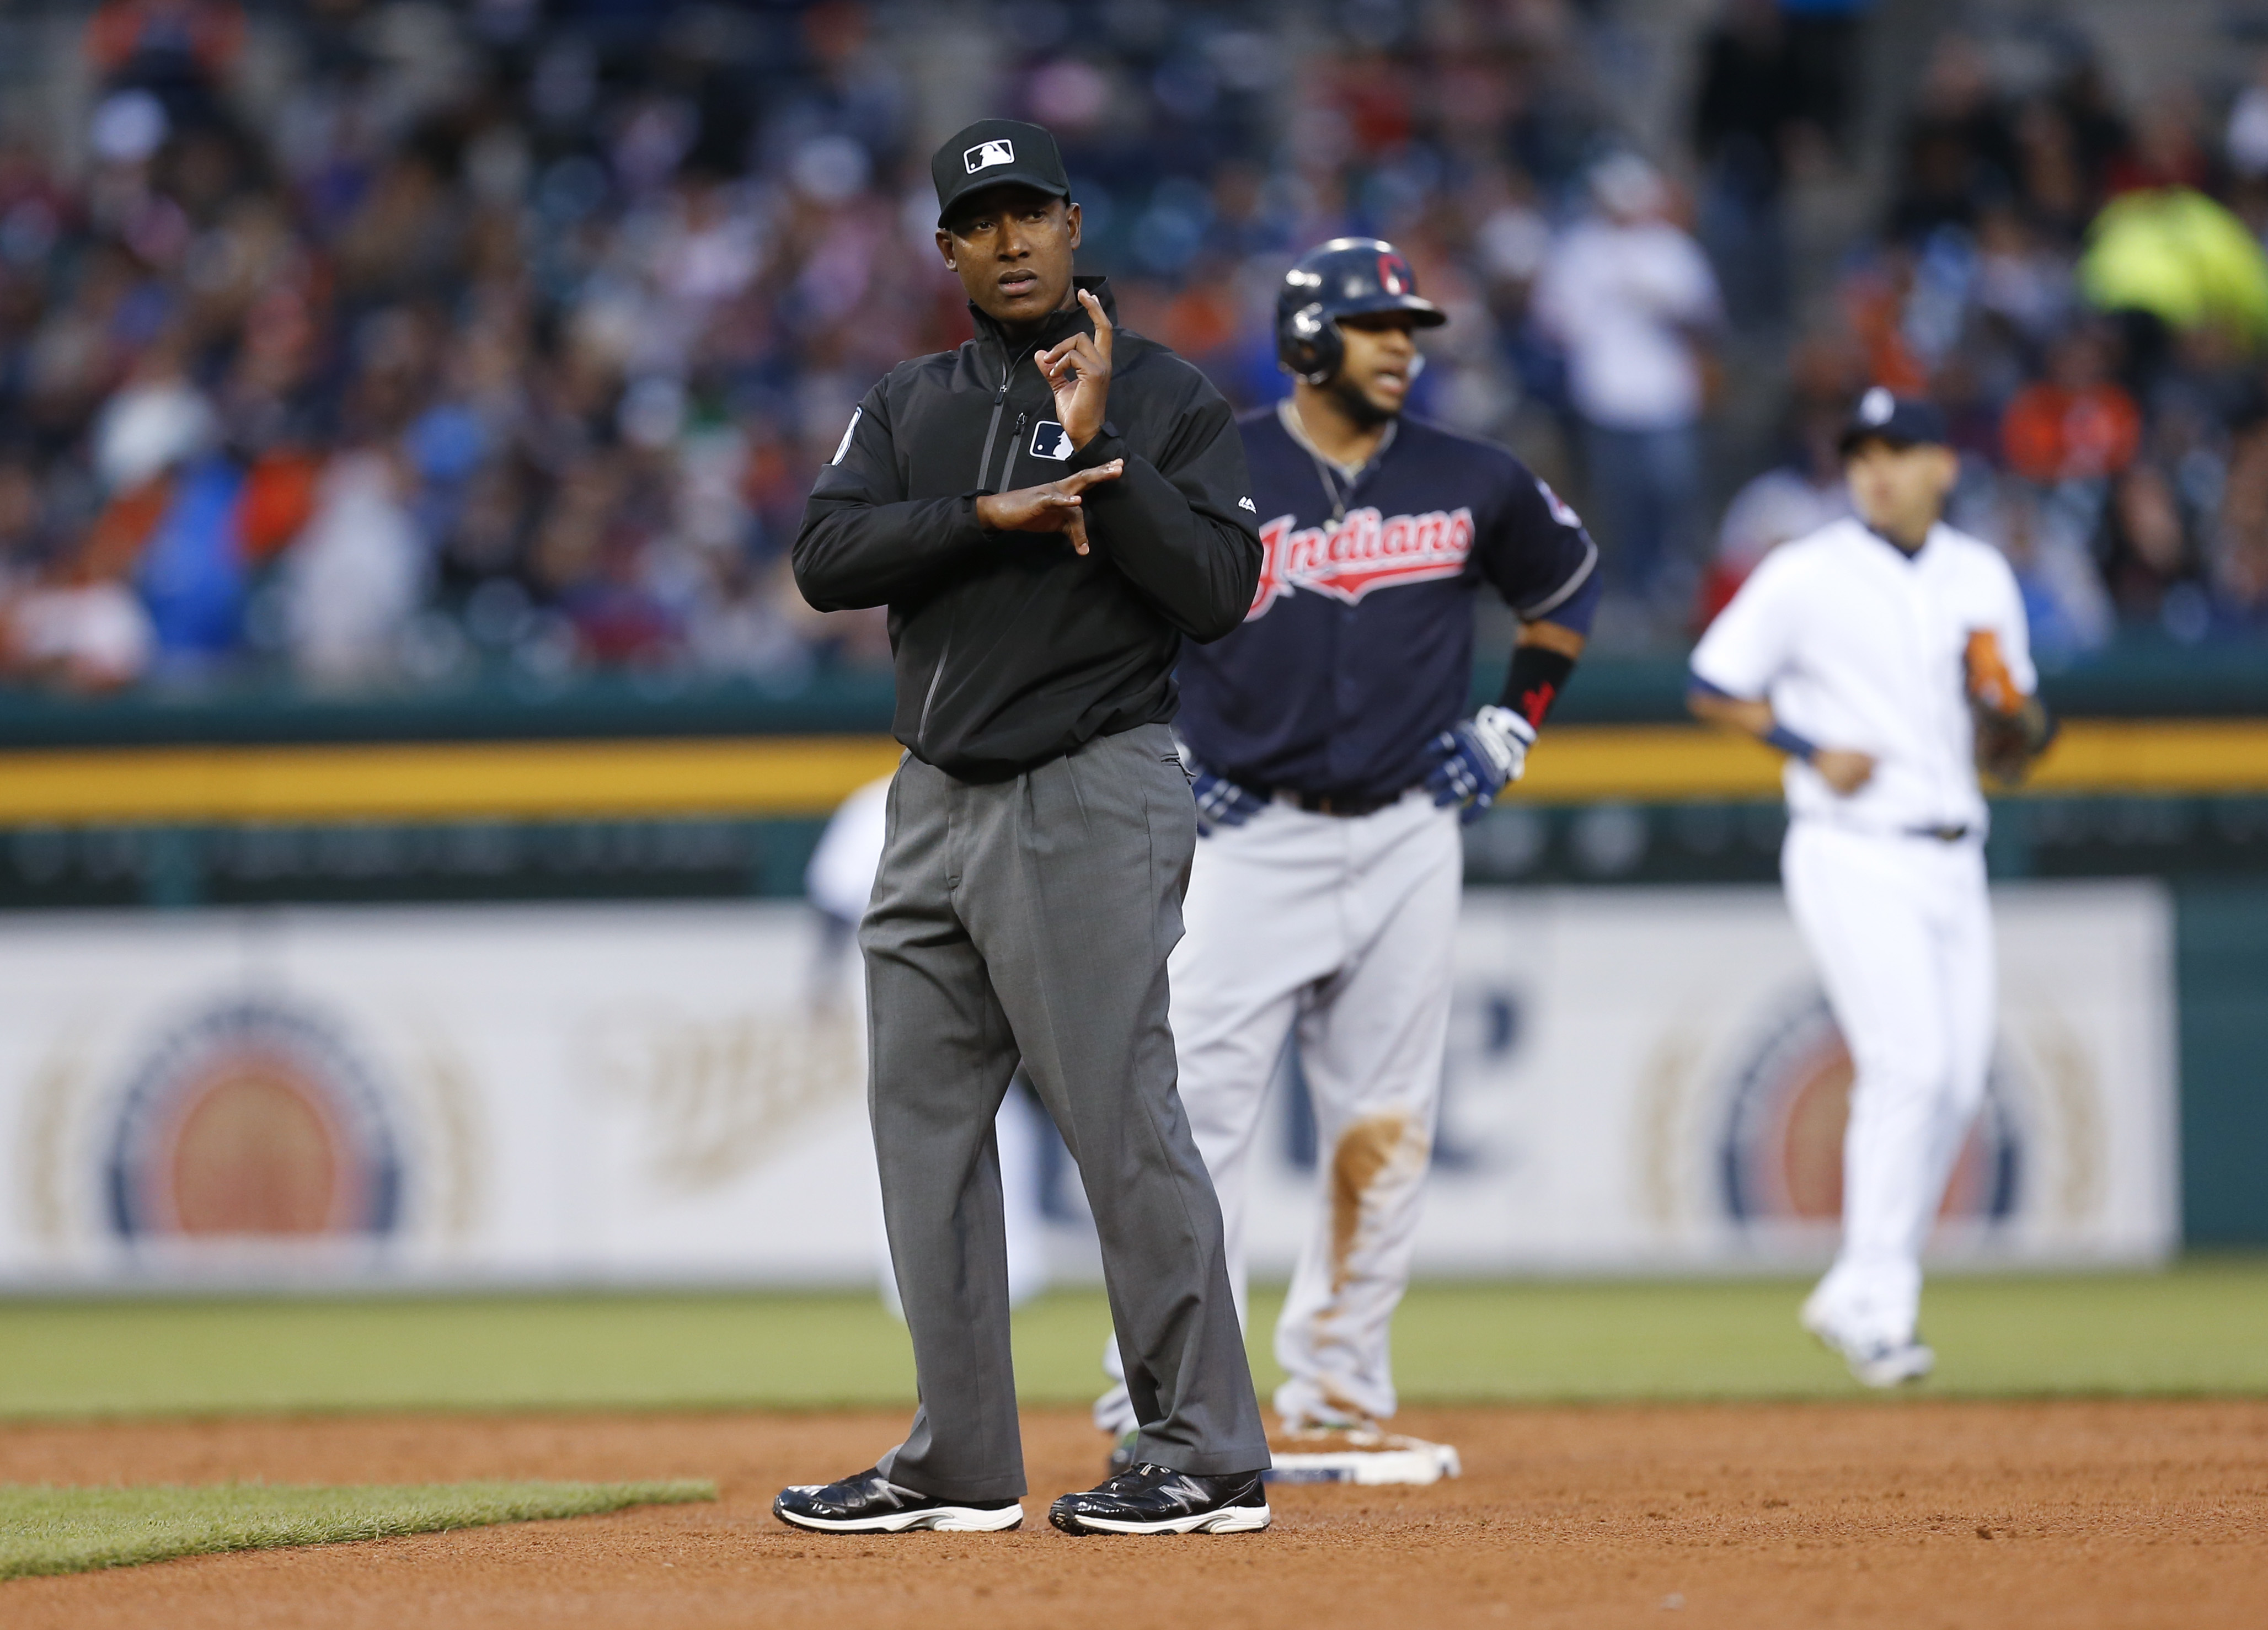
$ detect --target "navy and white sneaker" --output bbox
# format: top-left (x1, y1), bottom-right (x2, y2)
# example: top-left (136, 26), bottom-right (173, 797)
top-left (774, 1467), bottom-right (1023, 1533)
top-left (1049, 1462), bottom-right (1271, 1535)
top-left (1801, 1303), bottom-right (1934, 1389)
top-left (1845, 1338), bottom-right (1935, 1388)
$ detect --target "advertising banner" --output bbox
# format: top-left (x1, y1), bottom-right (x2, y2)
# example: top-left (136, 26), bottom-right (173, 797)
top-left (1242, 880), bottom-right (2178, 1276)
top-left (0, 884), bottom-right (2176, 1289)
top-left (0, 904), bottom-right (878, 1287)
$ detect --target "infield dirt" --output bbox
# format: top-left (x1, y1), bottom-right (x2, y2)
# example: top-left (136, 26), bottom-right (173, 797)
top-left (2, 1400), bottom-right (2261, 1628)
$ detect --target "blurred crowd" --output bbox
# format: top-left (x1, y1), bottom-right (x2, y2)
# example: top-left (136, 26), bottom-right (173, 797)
top-left (1, 0), bottom-right (2265, 699)
top-left (1695, 8), bottom-right (2268, 658)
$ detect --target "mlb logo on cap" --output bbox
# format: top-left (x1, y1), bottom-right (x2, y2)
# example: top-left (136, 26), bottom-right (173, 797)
top-left (965, 138), bottom-right (1015, 174)
top-left (933, 119), bottom-right (1069, 226)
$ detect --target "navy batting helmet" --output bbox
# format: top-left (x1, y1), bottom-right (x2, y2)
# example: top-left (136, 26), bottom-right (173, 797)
top-left (1275, 237), bottom-right (1446, 384)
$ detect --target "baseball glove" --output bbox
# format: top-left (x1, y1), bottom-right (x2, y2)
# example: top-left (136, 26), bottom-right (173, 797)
top-left (1965, 629), bottom-right (2055, 787)
top-left (1973, 699), bottom-right (2049, 786)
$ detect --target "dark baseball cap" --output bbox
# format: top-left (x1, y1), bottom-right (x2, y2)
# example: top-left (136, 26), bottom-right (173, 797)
top-left (1839, 387), bottom-right (1951, 455)
top-left (932, 119), bottom-right (1071, 228)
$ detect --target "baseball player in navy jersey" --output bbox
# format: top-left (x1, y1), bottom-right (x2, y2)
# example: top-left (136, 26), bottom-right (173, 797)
top-left (1094, 238), bottom-right (1600, 1476)
top-left (1689, 389), bottom-right (2053, 1387)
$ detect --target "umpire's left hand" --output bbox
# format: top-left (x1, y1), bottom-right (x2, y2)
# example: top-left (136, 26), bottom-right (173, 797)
top-left (1037, 287), bottom-right (1113, 450)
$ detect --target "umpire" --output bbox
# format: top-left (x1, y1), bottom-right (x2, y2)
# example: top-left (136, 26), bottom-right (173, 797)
top-left (774, 120), bottom-right (1274, 1537)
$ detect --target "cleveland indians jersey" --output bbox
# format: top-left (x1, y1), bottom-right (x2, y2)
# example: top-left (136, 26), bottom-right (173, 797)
top-left (1174, 402), bottom-right (1597, 803)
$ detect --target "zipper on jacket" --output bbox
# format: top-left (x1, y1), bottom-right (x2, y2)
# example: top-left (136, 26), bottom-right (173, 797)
top-left (930, 338), bottom-right (1016, 753)
top-left (916, 627), bottom-right (952, 752)
top-left (934, 337), bottom-right (1018, 751)
top-left (999, 411), bottom-right (1027, 493)
top-left (973, 339), bottom-right (1014, 492)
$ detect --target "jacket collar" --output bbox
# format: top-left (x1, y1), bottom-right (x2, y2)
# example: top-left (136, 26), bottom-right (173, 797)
top-left (967, 274), bottom-right (1115, 354)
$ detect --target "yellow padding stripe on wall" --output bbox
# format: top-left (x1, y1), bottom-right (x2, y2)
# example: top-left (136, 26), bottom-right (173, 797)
top-left (1513, 719), bottom-right (2268, 803)
top-left (0, 720), bottom-right (2258, 824)
top-left (0, 736), bottom-right (910, 824)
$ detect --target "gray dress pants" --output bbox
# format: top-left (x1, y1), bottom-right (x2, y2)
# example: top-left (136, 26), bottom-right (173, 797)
top-left (861, 722), bottom-right (1268, 1500)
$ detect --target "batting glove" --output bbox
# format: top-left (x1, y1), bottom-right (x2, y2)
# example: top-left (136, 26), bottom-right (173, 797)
top-left (1424, 705), bottom-right (1536, 825)
top-left (1188, 757), bottom-right (1268, 832)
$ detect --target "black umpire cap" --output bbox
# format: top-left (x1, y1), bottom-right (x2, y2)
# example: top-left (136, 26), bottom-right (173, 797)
top-left (1838, 386), bottom-right (1951, 455)
top-left (932, 119), bottom-right (1070, 227)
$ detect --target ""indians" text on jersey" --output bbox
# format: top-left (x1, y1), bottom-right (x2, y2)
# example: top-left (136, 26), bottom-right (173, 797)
top-left (1247, 506), bottom-right (1475, 618)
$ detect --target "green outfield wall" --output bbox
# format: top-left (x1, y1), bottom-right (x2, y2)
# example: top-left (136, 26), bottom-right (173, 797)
top-left (0, 650), bottom-right (2255, 1245)
top-left (2174, 882), bottom-right (2268, 1245)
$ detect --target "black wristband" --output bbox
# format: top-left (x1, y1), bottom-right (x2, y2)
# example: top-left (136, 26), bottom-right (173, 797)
top-left (1499, 644), bottom-right (1576, 729)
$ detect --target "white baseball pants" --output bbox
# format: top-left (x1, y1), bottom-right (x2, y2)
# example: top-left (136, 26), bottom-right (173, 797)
top-left (1097, 789), bottom-right (1462, 1434)
top-left (1782, 820), bottom-right (1996, 1348)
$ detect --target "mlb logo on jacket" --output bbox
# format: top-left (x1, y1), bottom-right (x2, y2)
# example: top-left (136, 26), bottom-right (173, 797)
top-left (965, 139), bottom-right (1014, 173)
top-left (1030, 420), bottom-right (1073, 460)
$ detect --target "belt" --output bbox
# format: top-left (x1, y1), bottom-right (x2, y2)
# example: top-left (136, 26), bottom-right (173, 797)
top-left (1904, 824), bottom-right (1972, 843)
top-left (1236, 779), bottom-right (1405, 819)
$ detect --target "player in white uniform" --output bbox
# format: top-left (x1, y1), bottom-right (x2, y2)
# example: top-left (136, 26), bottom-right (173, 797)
top-left (1688, 390), bottom-right (2054, 1386)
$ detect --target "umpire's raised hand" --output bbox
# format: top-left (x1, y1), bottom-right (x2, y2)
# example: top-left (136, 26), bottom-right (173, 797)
top-left (1036, 287), bottom-right (1113, 449)
top-left (976, 459), bottom-right (1123, 555)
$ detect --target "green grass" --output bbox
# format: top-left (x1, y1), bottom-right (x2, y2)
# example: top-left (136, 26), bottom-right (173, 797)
top-left (0, 1260), bottom-right (2262, 1420)
top-left (0, 1479), bottom-right (716, 1581)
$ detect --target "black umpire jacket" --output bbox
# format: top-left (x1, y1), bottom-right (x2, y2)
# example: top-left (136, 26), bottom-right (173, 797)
top-left (793, 277), bottom-right (1263, 782)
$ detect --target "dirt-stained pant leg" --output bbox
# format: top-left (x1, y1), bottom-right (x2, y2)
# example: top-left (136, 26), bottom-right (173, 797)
top-left (862, 753), bottom-right (1026, 1502)
top-left (868, 725), bottom-right (1269, 1492)
top-left (1271, 798), bottom-right (1462, 1427)
top-left (1093, 793), bottom-right (1460, 1437)
top-left (1092, 798), bottom-right (1346, 1440)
